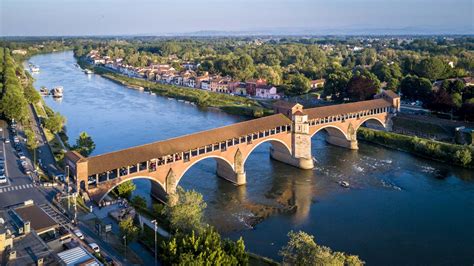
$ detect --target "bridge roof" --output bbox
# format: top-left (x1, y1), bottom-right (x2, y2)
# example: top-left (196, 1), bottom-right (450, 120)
top-left (305, 98), bottom-right (392, 120)
top-left (86, 114), bottom-right (291, 175)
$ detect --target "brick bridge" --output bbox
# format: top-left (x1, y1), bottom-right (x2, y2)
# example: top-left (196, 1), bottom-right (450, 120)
top-left (65, 91), bottom-right (400, 203)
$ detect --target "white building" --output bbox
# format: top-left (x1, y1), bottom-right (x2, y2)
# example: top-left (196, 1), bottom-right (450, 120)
top-left (256, 85), bottom-right (280, 99)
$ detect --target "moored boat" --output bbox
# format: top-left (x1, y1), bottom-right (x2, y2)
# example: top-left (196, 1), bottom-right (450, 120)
top-left (51, 86), bottom-right (64, 98)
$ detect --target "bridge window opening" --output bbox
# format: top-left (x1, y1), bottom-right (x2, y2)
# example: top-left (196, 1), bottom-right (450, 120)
top-left (129, 165), bottom-right (138, 174)
top-left (286, 125), bottom-right (291, 131)
top-left (213, 144), bottom-right (220, 151)
top-left (234, 138), bottom-right (240, 145)
top-left (149, 161), bottom-right (157, 172)
top-left (98, 172), bottom-right (108, 182)
top-left (191, 149), bottom-right (198, 157)
top-left (119, 167), bottom-right (128, 176)
top-left (270, 129), bottom-right (275, 135)
top-left (259, 132), bottom-right (264, 138)
top-left (184, 152), bottom-right (190, 162)
top-left (175, 153), bottom-right (182, 161)
top-left (166, 156), bottom-right (174, 163)
top-left (220, 142), bottom-right (227, 151)
top-left (247, 135), bottom-right (252, 144)
top-left (199, 147), bottom-right (206, 154)
top-left (206, 145), bottom-right (212, 153)
top-left (240, 136), bottom-right (246, 143)
top-left (88, 175), bottom-right (97, 187)
top-left (253, 133), bottom-right (258, 140)
top-left (227, 140), bottom-right (233, 147)
top-left (158, 157), bottom-right (165, 165)
top-left (139, 162), bottom-right (147, 171)
top-left (109, 169), bottom-right (118, 179)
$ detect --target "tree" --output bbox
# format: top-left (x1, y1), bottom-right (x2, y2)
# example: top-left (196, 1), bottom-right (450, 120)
top-left (163, 186), bottom-right (207, 233)
top-left (426, 88), bottom-right (454, 112)
top-left (160, 226), bottom-right (248, 266)
top-left (23, 84), bottom-right (41, 104)
top-left (255, 64), bottom-right (282, 85)
top-left (25, 129), bottom-right (37, 150)
top-left (454, 149), bottom-right (472, 166)
top-left (116, 181), bottom-right (136, 199)
top-left (73, 131), bottom-right (95, 157)
top-left (119, 217), bottom-right (140, 242)
top-left (44, 112), bottom-right (65, 134)
top-left (345, 70), bottom-right (380, 101)
top-left (415, 57), bottom-right (448, 80)
top-left (288, 74), bottom-right (311, 95)
top-left (131, 195), bottom-right (147, 210)
top-left (400, 75), bottom-right (432, 102)
top-left (324, 68), bottom-right (352, 100)
top-left (279, 231), bottom-right (364, 266)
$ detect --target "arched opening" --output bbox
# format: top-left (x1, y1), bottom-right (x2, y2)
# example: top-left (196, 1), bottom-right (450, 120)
top-left (177, 156), bottom-right (240, 229)
top-left (242, 139), bottom-right (292, 166)
top-left (311, 126), bottom-right (348, 141)
top-left (98, 176), bottom-right (166, 206)
top-left (358, 117), bottom-right (386, 131)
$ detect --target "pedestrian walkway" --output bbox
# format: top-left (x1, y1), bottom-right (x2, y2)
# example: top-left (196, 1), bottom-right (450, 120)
top-left (0, 183), bottom-right (35, 193)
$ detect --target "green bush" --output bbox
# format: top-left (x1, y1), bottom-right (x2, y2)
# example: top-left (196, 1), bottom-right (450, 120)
top-left (358, 127), bottom-right (474, 168)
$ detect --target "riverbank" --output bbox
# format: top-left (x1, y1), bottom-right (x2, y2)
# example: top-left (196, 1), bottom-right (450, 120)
top-left (77, 57), bottom-right (272, 118)
top-left (358, 127), bottom-right (474, 169)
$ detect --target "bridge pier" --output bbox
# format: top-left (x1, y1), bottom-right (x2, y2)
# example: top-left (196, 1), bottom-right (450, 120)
top-left (270, 145), bottom-right (314, 169)
top-left (326, 135), bottom-right (358, 150)
top-left (150, 181), bottom-right (168, 203)
top-left (216, 159), bottom-right (246, 185)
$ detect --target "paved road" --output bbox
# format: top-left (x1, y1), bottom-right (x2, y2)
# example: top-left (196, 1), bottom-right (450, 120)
top-left (28, 104), bottom-right (62, 177)
top-left (0, 120), bottom-right (51, 208)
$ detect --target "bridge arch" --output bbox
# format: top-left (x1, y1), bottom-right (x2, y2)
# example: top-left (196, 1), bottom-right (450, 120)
top-left (97, 175), bottom-right (166, 203)
top-left (175, 155), bottom-right (235, 187)
top-left (356, 116), bottom-right (387, 130)
top-left (242, 138), bottom-right (292, 166)
top-left (310, 125), bottom-right (349, 140)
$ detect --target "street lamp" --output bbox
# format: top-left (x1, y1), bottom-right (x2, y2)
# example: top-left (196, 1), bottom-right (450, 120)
top-left (151, 219), bottom-right (157, 266)
top-left (123, 235), bottom-right (127, 261)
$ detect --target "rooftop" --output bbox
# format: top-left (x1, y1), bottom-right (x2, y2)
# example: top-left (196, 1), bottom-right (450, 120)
top-left (57, 246), bottom-right (102, 266)
top-left (305, 98), bottom-right (392, 120)
top-left (14, 204), bottom-right (58, 234)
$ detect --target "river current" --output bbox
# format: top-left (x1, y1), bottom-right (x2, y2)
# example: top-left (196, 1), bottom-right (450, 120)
top-left (28, 51), bottom-right (473, 265)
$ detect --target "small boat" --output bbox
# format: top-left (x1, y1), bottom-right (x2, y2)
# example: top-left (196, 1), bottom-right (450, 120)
top-left (339, 181), bottom-right (350, 188)
top-left (39, 87), bottom-right (49, 95)
top-left (167, 98), bottom-right (174, 100)
top-left (31, 65), bottom-right (40, 73)
top-left (177, 99), bottom-right (184, 103)
top-left (51, 86), bottom-right (64, 98)
top-left (151, 92), bottom-right (156, 96)
top-left (85, 69), bottom-right (93, 74)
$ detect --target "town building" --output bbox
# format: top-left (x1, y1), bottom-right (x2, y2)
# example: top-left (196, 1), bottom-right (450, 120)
top-left (256, 85), bottom-right (280, 99)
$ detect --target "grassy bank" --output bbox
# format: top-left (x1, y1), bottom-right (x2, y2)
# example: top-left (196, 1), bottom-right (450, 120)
top-left (358, 127), bottom-right (474, 168)
top-left (78, 57), bottom-right (271, 118)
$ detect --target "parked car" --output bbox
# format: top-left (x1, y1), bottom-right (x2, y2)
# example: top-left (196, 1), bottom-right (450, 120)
top-left (0, 174), bottom-right (7, 184)
top-left (55, 174), bottom-right (65, 182)
top-left (21, 160), bottom-right (28, 168)
top-left (73, 229), bottom-right (84, 240)
top-left (4, 139), bottom-right (10, 144)
top-left (18, 152), bottom-right (26, 160)
top-left (88, 243), bottom-right (100, 253)
top-left (13, 136), bottom-right (19, 143)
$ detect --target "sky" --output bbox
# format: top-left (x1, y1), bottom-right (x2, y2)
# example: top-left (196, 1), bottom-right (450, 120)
top-left (1, 0), bottom-right (473, 36)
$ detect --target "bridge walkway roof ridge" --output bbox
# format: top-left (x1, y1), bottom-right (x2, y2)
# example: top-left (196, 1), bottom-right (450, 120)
top-left (85, 113), bottom-right (292, 175)
top-left (304, 98), bottom-right (392, 120)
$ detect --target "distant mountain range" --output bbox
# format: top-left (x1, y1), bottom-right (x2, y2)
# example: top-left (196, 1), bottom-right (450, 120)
top-left (156, 26), bottom-right (473, 37)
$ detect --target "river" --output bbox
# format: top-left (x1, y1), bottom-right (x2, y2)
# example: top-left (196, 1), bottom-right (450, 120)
top-left (28, 51), bottom-right (473, 265)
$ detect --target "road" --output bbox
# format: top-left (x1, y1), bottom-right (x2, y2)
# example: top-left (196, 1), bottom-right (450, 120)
top-left (28, 104), bottom-right (62, 177)
top-left (0, 120), bottom-right (53, 208)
